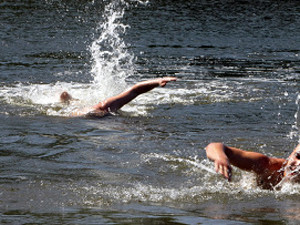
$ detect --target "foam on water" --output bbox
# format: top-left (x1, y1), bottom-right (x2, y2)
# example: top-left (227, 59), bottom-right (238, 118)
top-left (276, 181), bottom-right (300, 196)
top-left (74, 155), bottom-right (300, 208)
top-left (0, 77), bottom-right (296, 118)
top-left (142, 153), bottom-right (216, 174)
top-left (75, 153), bottom-right (278, 207)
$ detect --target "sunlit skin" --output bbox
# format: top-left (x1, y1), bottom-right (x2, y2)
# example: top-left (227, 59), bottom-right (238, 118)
top-left (205, 142), bottom-right (300, 189)
top-left (60, 77), bottom-right (177, 117)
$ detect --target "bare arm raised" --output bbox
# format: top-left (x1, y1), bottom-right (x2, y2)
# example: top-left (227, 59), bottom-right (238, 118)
top-left (93, 77), bottom-right (177, 112)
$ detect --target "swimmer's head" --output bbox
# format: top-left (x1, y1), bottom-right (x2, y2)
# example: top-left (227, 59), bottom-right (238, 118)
top-left (284, 149), bottom-right (300, 183)
top-left (60, 91), bottom-right (72, 103)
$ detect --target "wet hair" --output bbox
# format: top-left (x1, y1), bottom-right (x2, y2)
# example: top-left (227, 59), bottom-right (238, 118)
top-left (60, 91), bottom-right (72, 103)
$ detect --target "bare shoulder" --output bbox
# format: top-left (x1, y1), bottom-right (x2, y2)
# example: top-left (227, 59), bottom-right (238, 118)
top-left (257, 157), bottom-right (286, 189)
top-left (268, 157), bottom-right (286, 171)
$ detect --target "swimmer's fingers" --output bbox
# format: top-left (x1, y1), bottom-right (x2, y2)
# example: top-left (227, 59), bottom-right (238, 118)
top-left (226, 165), bottom-right (232, 181)
top-left (159, 77), bottom-right (177, 87)
top-left (215, 161), bottom-right (232, 181)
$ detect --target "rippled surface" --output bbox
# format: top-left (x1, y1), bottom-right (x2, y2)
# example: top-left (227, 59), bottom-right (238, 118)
top-left (0, 0), bottom-right (300, 224)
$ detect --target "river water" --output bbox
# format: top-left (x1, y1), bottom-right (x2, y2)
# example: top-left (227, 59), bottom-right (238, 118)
top-left (0, 0), bottom-right (300, 224)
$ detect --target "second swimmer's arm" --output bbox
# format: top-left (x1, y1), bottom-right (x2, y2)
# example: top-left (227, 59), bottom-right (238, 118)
top-left (93, 77), bottom-right (177, 112)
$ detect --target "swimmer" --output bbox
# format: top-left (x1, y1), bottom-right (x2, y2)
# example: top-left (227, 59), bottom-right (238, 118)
top-left (60, 77), bottom-right (177, 118)
top-left (205, 142), bottom-right (300, 189)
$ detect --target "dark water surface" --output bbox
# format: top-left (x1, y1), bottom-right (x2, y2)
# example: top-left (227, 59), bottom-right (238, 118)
top-left (1, 0), bottom-right (300, 224)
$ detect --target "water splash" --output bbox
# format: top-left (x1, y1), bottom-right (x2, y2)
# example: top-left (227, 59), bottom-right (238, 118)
top-left (90, 0), bottom-right (134, 97)
top-left (274, 178), bottom-right (300, 198)
top-left (0, 0), bottom-right (139, 117)
top-left (143, 153), bottom-right (216, 174)
top-left (288, 93), bottom-right (300, 142)
top-left (74, 154), bottom-right (272, 207)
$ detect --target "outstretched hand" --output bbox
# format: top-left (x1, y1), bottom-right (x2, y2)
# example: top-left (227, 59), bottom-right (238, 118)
top-left (158, 77), bottom-right (177, 87)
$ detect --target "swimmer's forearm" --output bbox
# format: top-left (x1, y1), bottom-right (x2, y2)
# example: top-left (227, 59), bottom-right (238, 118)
top-left (131, 77), bottom-right (177, 95)
top-left (206, 143), bottom-right (276, 175)
top-left (98, 77), bottom-right (176, 112)
top-left (205, 143), bottom-right (229, 163)
top-left (130, 80), bottom-right (159, 95)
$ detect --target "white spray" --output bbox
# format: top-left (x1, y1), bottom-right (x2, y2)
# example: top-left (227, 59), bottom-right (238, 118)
top-left (90, 0), bottom-right (135, 98)
top-left (288, 93), bottom-right (300, 143)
